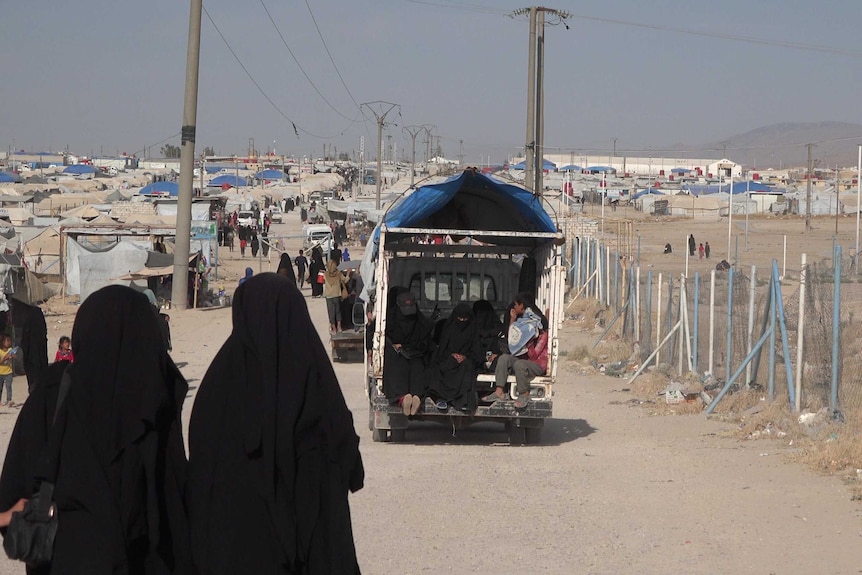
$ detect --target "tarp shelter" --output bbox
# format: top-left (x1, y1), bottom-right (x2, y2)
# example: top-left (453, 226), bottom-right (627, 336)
top-left (509, 159), bottom-right (557, 171)
top-left (140, 181), bottom-right (179, 196)
top-left (208, 175), bottom-right (249, 188)
top-left (62, 164), bottom-right (97, 176)
top-left (0, 173), bottom-right (22, 184)
top-left (586, 166), bottom-right (616, 173)
top-left (22, 226), bottom-right (61, 273)
top-left (670, 168), bottom-right (691, 174)
top-left (632, 189), bottom-right (665, 200)
top-left (559, 165), bottom-right (581, 172)
top-left (255, 169), bottom-right (286, 180)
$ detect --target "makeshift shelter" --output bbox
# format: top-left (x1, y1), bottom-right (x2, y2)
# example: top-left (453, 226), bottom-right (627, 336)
top-left (509, 159), bottom-right (557, 171)
top-left (255, 169), bottom-right (286, 181)
top-left (60, 204), bottom-right (101, 219)
top-left (22, 226), bottom-right (61, 274)
top-left (559, 165), bottom-right (581, 172)
top-left (208, 174), bottom-right (249, 188)
top-left (586, 166), bottom-right (616, 174)
top-left (62, 164), bottom-right (97, 176)
top-left (0, 173), bottom-right (22, 184)
top-left (139, 181), bottom-right (179, 196)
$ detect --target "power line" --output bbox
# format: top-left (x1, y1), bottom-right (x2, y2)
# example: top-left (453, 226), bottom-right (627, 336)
top-left (303, 0), bottom-right (361, 109)
top-left (259, 0), bottom-right (359, 122)
top-left (203, 6), bottom-right (357, 140)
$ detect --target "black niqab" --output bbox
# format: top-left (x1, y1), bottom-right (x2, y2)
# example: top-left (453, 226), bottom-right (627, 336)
top-left (430, 303), bottom-right (481, 410)
top-left (1, 285), bottom-right (192, 573)
top-left (188, 273), bottom-right (363, 574)
top-left (277, 253), bottom-right (296, 284)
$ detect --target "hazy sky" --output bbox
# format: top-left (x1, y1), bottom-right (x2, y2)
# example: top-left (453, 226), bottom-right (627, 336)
top-left (2, 0), bottom-right (861, 163)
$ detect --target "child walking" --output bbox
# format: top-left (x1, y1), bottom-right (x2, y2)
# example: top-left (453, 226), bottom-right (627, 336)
top-left (55, 335), bottom-right (74, 363)
top-left (0, 334), bottom-right (15, 407)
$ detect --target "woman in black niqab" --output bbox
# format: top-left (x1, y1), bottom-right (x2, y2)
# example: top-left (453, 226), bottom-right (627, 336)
top-left (277, 252), bottom-right (296, 284)
top-left (0, 285), bottom-right (193, 573)
top-left (308, 247), bottom-right (325, 298)
top-left (187, 273), bottom-right (364, 575)
top-left (429, 303), bottom-right (482, 412)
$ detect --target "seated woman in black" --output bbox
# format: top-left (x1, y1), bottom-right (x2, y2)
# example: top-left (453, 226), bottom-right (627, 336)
top-left (429, 303), bottom-right (483, 412)
top-left (384, 290), bottom-right (434, 416)
top-left (472, 299), bottom-right (504, 372)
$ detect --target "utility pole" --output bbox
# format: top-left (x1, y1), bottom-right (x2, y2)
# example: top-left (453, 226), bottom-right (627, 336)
top-left (458, 139), bottom-right (464, 166)
top-left (361, 101), bottom-right (399, 210)
top-left (172, 0), bottom-right (202, 311)
top-left (806, 143), bottom-right (814, 232)
top-left (514, 6), bottom-right (570, 196)
top-left (403, 125), bottom-right (427, 188)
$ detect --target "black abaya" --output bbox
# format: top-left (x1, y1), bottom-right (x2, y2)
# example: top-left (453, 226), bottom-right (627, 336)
top-left (383, 304), bottom-right (435, 402)
top-left (11, 298), bottom-right (48, 392)
top-left (0, 286), bottom-right (193, 574)
top-left (188, 273), bottom-right (363, 575)
top-left (277, 253), bottom-right (297, 284)
top-left (429, 303), bottom-right (482, 411)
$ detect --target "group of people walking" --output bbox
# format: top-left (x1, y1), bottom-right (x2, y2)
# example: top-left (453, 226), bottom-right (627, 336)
top-left (0, 279), bottom-right (364, 574)
top-left (382, 289), bottom-right (549, 414)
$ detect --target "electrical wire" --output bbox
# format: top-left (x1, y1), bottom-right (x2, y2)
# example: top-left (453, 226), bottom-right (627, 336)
top-left (259, 0), bottom-right (359, 122)
top-left (202, 5), bottom-right (358, 140)
top-left (303, 0), bottom-right (362, 110)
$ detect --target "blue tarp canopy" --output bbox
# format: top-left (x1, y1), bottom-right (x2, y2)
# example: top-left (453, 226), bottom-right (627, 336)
top-left (205, 166), bottom-right (224, 174)
top-left (0, 172), bottom-right (22, 183)
top-left (373, 170), bottom-right (556, 247)
top-left (255, 169), bottom-right (286, 180)
top-left (559, 164), bottom-right (581, 172)
top-left (684, 181), bottom-right (773, 196)
top-left (208, 174), bottom-right (248, 188)
top-left (586, 166), bottom-right (616, 173)
top-left (633, 189), bottom-right (665, 199)
top-left (140, 181), bottom-right (179, 196)
top-left (509, 158), bottom-right (557, 171)
top-left (670, 167), bottom-right (691, 174)
top-left (63, 164), bottom-right (96, 175)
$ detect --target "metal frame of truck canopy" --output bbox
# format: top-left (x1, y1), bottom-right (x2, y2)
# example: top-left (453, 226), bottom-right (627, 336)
top-left (366, 224), bottom-right (566, 444)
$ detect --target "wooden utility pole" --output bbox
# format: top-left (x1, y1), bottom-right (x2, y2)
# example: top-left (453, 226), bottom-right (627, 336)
top-left (360, 101), bottom-right (399, 210)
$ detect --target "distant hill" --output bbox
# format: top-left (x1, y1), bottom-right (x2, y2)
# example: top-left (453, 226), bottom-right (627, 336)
top-left (697, 122), bottom-right (862, 170)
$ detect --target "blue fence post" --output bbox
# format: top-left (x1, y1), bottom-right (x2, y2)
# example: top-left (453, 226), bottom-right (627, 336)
top-left (772, 260), bottom-right (796, 409)
top-left (726, 267), bottom-right (734, 382)
top-left (831, 245), bottom-right (841, 416)
top-left (693, 272), bottom-right (700, 374)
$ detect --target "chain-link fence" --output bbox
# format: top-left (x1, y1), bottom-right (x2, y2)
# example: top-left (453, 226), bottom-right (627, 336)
top-left (570, 237), bottom-right (861, 421)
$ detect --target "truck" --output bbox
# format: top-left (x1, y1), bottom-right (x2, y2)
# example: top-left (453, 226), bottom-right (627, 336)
top-left (362, 169), bottom-right (566, 445)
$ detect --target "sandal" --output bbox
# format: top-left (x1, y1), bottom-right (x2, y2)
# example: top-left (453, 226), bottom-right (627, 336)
top-left (480, 392), bottom-right (505, 403)
top-left (513, 393), bottom-right (530, 410)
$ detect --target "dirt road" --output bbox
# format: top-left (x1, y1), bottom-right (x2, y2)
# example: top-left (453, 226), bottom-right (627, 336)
top-left (0, 206), bottom-right (860, 573)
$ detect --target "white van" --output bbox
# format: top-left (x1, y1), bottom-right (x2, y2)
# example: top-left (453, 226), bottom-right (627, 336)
top-left (302, 223), bottom-right (333, 253)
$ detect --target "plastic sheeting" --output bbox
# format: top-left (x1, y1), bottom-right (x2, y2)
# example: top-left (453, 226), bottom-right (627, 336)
top-left (65, 238), bottom-right (150, 298)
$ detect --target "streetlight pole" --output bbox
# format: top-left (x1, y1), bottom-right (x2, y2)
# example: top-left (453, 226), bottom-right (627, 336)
top-left (172, 0), bottom-right (202, 311)
top-left (361, 101), bottom-right (400, 210)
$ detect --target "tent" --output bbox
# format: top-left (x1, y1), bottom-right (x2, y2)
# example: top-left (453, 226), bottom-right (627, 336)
top-left (0, 172), bottom-right (22, 184)
top-left (670, 167), bottom-right (691, 174)
top-left (60, 205), bottom-right (102, 219)
top-left (208, 174), bottom-right (249, 188)
top-left (684, 181), bottom-right (773, 196)
top-left (62, 164), bottom-right (97, 176)
top-left (255, 169), bottom-right (286, 180)
top-left (509, 158), bottom-right (557, 171)
top-left (586, 166), bottom-right (616, 173)
top-left (632, 189), bottom-right (665, 200)
top-left (140, 181), bottom-right (179, 196)
top-left (559, 165), bottom-right (581, 172)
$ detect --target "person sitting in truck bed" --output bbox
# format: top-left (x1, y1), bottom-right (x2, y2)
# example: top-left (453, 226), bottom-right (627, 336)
top-left (384, 290), bottom-right (435, 417)
top-left (472, 299), bottom-right (505, 373)
top-left (482, 293), bottom-right (549, 410)
top-left (429, 303), bottom-right (483, 412)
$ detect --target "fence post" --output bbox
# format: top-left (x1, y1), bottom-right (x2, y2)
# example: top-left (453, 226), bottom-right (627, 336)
top-left (831, 246), bottom-right (841, 417)
top-left (635, 265), bottom-right (641, 343)
top-left (746, 266), bottom-right (756, 387)
top-left (693, 272), bottom-right (700, 374)
top-left (768, 268), bottom-right (776, 401)
top-left (709, 270), bottom-right (716, 375)
top-left (772, 260), bottom-right (796, 410)
top-left (656, 272), bottom-right (663, 366)
top-left (726, 267), bottom-right (734, 382)
top-left (795, 253), bottom-right (807, 412)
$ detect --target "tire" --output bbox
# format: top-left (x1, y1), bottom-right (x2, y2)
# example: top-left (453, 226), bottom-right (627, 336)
top-left (508, 425), bottom-right (526, 445)
top-left (525, 427), bottom-right (542, 445)
top-left (390, 429), bottom-right (406, 443)
top-left (372, 427), bottom-right (389, 443)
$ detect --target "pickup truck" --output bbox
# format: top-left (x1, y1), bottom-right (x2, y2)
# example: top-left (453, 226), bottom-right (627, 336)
top-left (362, 169), bottom-right (565, 445)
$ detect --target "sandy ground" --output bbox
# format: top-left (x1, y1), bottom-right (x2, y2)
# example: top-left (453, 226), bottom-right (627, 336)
top-left (0, 202), bottom-right (861, 572)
